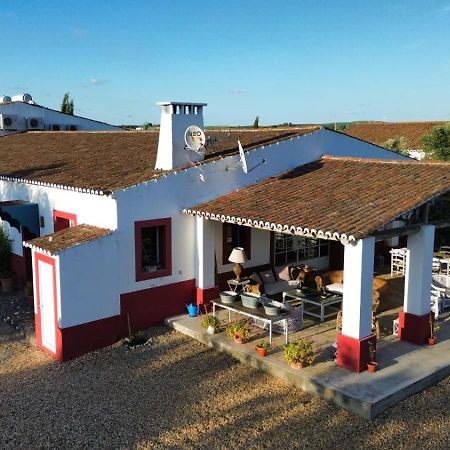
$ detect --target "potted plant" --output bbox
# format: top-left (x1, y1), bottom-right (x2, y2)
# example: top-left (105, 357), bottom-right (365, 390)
top-left (0, 226), bottom-right (13, 293)
top-left (367, 340), bottom-right (377, 373)
top-left (428, 313), bottom-right (439, 345)
top-left (226, 322), bottom-right (250, 344)
top-left (255, 340), bottom-right (270, 357)
top-left (201, 315), bottom-right (220, 335)
top-left (284, 339), bottom-right (315, 368)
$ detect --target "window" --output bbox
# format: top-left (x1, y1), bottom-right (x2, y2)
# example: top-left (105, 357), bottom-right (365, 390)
top-left (222, 223), bottom-right (251, 264)
top-left (135, 218), bottom-right (171, 281)
top-left (274, 233), bottom-right (329, 266)
top-left (53, 210), bottom-right (77, 232)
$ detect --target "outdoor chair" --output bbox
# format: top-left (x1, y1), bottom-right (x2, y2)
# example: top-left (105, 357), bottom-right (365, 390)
top-left (431, 289), bottom-right (445, 319)
top-left (390, 248), bottom-right (407, 277)
top-left (431, 274), bottom-right (450, 310)
top-left (432, 258), bottom-right (442, 273)
top-left (439, 245), bottom-right (450, 256)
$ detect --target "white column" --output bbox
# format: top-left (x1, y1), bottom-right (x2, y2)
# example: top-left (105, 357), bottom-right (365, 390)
top-left (341, 237), bottom-right (375, 340)
top-left (195, 216), bottom-right (216, 290)
top-left (404, 224), bottom-right (435, 316)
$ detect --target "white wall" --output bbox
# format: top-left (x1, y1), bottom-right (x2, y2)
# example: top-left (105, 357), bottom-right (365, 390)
top-left (0, 218), bottom-right (22, 256)
top-left (58, 233), bottom-right (120, 328)
top-left (0, 180), bottom-right (117, 235)
top-left (0, 101), bottom-right (121, 136)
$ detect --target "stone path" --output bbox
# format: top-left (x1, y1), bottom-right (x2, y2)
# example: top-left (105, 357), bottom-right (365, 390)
top-left (0, 289), bottom-right (35, 344)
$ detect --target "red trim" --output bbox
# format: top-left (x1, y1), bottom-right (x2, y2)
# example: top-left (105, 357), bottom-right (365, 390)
top-left (336, 333), bottom-right (376, 373)
top-left (222, 223), bottom-right (251, 264)
top-left (135, 218), bottom-right (172, 281)
top-left (40, 279), bottom-right (195, 362)
top-left (121, 279), bottom-right (194, 330)
top-left (196, 286), bottom-right (220, 306)
top-left (53, 210), bottom-right (77, 232)
top-left (398, 311), bottom-right (431, 345)
top-left (34, 252), bottom-right (62, 360)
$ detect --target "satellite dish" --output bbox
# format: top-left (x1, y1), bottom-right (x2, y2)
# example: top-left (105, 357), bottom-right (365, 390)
top-left (184, 125), bottom-right (206, 153)
top-left (238, 140), bottom-right (248, 174)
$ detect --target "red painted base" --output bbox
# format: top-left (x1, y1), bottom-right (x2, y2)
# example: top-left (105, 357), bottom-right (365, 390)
top-left (336, 333), bottom-right (376, 373)
top-left (196, 287), bottom-right (219, 306)
top-left (36, 279), bottom-right (196, 362)
top-left (398, 311), bottom-right (431, 345)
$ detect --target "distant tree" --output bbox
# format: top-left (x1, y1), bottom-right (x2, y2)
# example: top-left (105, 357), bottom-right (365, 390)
top-left (142, 122), bottom-right (152, 130)
top-left (253, 116), bottom-right (259, 128)
top-left (421, 124), bottom-right (450, 161)
top-left (384, 135), bottom-right (408, 155)
top-left (61, 93), bottom-right (74, 115)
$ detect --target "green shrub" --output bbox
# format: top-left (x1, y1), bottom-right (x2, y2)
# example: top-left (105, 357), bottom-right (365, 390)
top-left (201, 315), bottom-right (220, 329)
top-left (226, 322), bottom-right (250, 342)
top-left (284, 339), bottom-right (315, 367)
top-left (0, 226), bottom-right (12, 277)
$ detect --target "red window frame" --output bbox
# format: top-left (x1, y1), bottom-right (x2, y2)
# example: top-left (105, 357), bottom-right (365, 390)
top-left (222, 223), bottom-right (251, 265)
top-left (135, 218), bottom-right (172, 281)
top-left (53, 210), bottom-right (77, 232)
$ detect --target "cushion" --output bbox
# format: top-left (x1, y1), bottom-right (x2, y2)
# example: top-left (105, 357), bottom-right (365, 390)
top-left (276, 265), bottom-right (291, 281)
top-left (259, 269), bottom-right (276, 284)
top-left (250, 272), bottom-right (263, 284)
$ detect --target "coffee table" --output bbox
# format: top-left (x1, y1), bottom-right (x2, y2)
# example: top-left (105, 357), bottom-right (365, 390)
top-left (283, 288), bottom-right (343, 322)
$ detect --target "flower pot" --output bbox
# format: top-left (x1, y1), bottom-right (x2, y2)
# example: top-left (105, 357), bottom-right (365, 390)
top-left (219, 291), bottom-right (238, 304)
top-left (256, 346), bottom-right (267, 357)
top-left (0, 278), bottom-right (13, 293)
top-left (240, 292), bottom-right (260, 309)
top-left (234, 336), bottom-right (243, 344)
top-left (206, 325), bottom-right (215, 335)
top-left (290, 362), bottom-right (303, 369)
top-left (428, 337), bottom-right (437, 346)
top-left (367, 361), bottom-right (378, 373)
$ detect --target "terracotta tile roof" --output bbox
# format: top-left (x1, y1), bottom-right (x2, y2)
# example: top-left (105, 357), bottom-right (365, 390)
top-left (0, 127), bottom-right (319, 193)
top-left (24, 224), bottom-right (111, 255)
top-left (184, 156), bottom-right (450, 242)
top-left (345, 121), bottom-right (448, 149)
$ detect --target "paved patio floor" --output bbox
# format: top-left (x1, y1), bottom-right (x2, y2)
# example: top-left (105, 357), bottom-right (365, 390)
top-left (166, 308), bottom-right (450, 419)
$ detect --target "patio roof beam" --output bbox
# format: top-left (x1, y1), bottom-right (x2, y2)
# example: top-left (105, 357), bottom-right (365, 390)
top-left (371, 224), bottom-right (421, 242)
top-left (430, 218), bottom-right (450, 229)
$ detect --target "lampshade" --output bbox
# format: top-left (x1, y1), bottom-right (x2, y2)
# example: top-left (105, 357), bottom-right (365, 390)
top-left (228, 247), bottom-right (247, 264)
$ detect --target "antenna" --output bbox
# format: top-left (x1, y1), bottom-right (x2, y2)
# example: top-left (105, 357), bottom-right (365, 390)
top-left (184, 125), bottom-right (206, 154)
top-left (238, 140), bottom-right (248, 174)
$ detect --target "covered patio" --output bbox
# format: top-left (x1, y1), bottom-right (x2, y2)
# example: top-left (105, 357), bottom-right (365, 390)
top-left (183, 156), bottom-right (450, 373)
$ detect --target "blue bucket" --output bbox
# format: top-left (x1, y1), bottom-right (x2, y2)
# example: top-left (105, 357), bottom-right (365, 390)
top-left (186, 303), bottom-right (199, 317)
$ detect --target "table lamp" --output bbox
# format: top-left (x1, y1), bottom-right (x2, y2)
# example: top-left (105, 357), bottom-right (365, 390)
top-left (228, 247), bottom-right (247, 281)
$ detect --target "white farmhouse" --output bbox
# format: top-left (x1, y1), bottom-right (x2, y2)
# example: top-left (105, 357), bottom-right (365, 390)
top-left (0, 101), bottom-right (449, 373)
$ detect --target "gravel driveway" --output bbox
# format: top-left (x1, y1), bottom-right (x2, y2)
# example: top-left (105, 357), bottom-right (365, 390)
top-left (1, 322), bottom-right (449, 450)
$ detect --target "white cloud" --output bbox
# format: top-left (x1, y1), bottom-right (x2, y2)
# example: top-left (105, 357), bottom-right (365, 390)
top-left (89, 79), bottom-right (106, 86)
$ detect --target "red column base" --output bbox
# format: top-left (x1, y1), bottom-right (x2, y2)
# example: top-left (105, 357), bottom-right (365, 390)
top-left (196, 287), bottom-right (219, 309)
top-left (336, 333), bottom-right (376, 373)
top-left (398, 311), bottom-right (431, 345)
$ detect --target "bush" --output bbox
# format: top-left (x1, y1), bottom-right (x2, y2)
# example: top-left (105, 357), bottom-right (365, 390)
top-left (284, 339), bottom-right (315, 367)
top-left (226, 322), bottom-right (250, 342)
top-left (0, 226), bottom-right (12, 277)
top-left (383, 135), bottom-right (408, 155)
top-left (201, 315), bottom-right (220, 329)
top-left (421, 124), bottom-right (450, 161)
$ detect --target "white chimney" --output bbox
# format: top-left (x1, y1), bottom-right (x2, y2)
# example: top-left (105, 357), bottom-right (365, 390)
top-left (155, 101), bottom-right (207, 170)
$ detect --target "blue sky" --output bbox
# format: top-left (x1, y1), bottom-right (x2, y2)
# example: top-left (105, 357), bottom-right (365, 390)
top-left (2, 0), bottom-right (450, 126)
